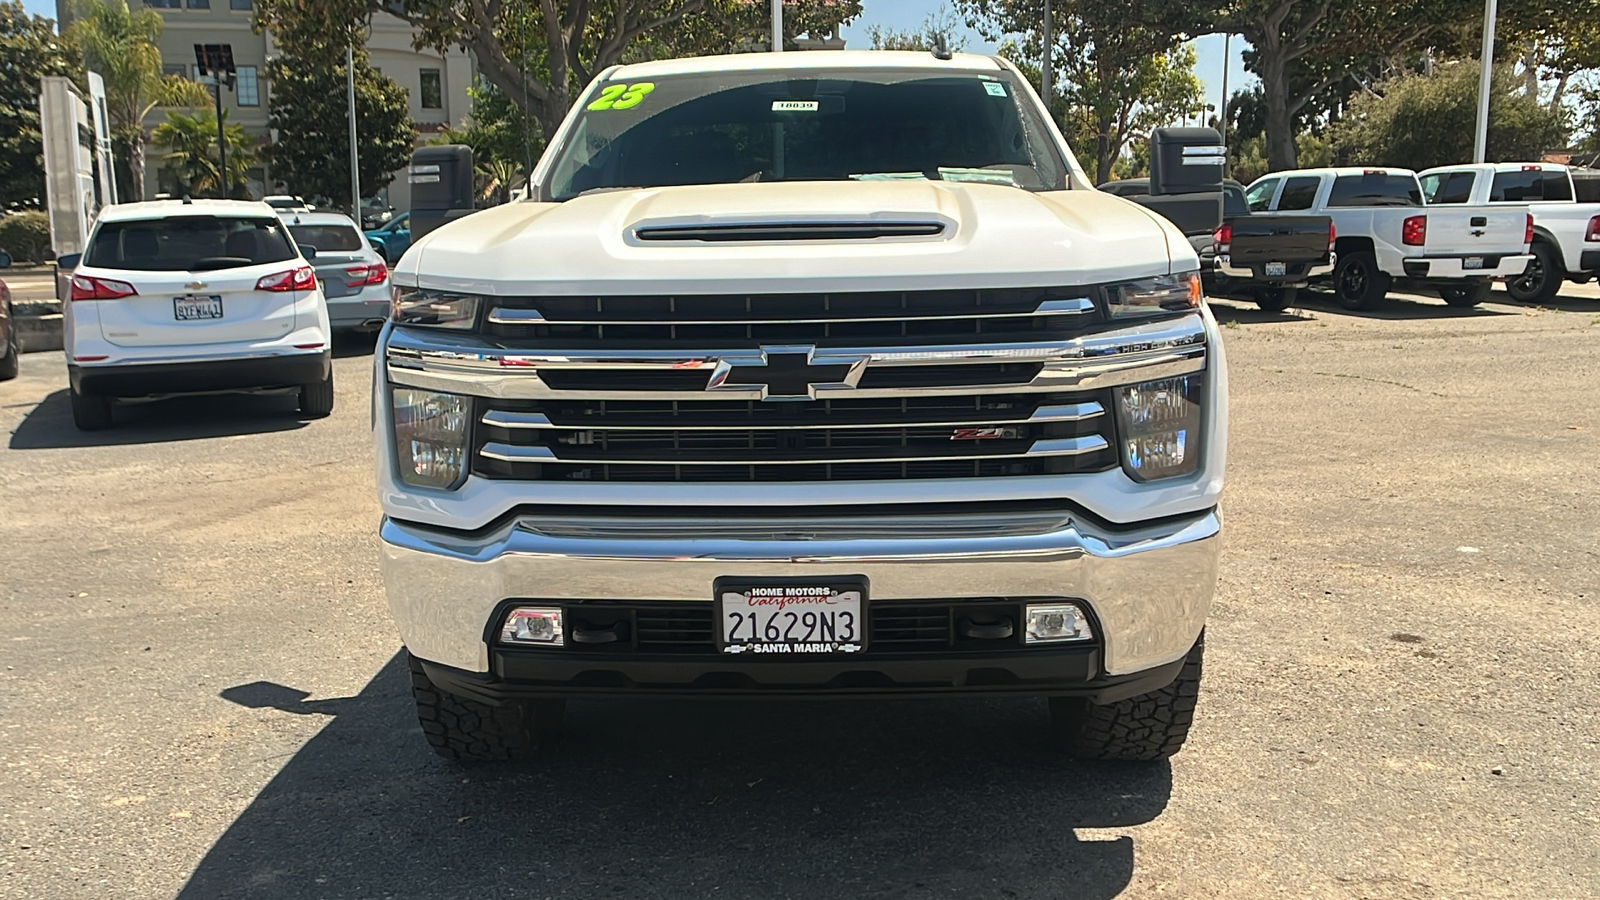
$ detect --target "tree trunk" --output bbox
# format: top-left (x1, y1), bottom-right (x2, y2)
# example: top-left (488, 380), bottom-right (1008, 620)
top-left (126, 132), bottom-right (146, 203)
top-left (1096, 127), bottom-right (1112, 186)
top-left (1257, 42), bottom-right (1298, 171)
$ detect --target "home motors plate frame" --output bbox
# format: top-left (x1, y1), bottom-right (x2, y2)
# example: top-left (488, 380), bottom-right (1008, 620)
top-left (713, 575), bottom-right (869, 655)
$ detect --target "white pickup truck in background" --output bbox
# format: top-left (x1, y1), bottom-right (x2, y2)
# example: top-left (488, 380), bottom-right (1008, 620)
top-left (1418, 162), bottom-right (1600, 304)
top-left (1245, 167), bottom-right (1531, 310)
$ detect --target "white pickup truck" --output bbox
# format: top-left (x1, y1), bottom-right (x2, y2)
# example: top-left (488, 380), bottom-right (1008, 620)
top-left (1418, 162), bottom-right (1600, 304)
top-left (375, 51), bottom-right (1228, 764)
top-left (1245, 167), bottom-right (1531, 309)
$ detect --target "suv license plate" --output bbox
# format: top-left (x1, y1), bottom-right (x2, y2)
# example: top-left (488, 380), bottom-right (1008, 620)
top-left (1265, 261), bottom-right (1287, 277)
top-left (174, 295), bottom-right (223, 320)
top-left (715, 578), bottom-right (866, 655)
top-left (1463, 257), bottom-right (1484, 270)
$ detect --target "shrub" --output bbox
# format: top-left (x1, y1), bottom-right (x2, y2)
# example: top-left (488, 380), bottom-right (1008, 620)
top-left (0, 210), bottom-right (50, 263)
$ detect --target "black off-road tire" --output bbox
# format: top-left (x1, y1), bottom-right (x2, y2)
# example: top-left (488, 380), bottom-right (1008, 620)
top-left (1255, 286), bottom-right (1297, 313)
top-left (1050, 634), bottom-right (1204, 762)
top-left (1439, 279), bottom-right (1492, 308)
top-left (69, 385), bottom-right (113, 430)
top-left (1505, 241), bottom-right (1562, 305)
top-left (0, 313), bottom-right (19, 381)
top-left (408, 651), bottom-right (563, 763)
top-left (1333, 251), bottom-right (1390, 311)
top-left (298, 371), bottom-right (335, 417)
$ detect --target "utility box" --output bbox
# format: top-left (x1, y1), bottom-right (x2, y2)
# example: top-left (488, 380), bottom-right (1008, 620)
top-left (408, 145), bottom-right (476, 242)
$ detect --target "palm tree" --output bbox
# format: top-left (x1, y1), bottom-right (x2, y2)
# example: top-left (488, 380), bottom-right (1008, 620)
top-left (476, 159), bottom-right (522, 206)
top-left (66, 0), bottom-right (209, 201)
top-left (151, 110), bottom-right (256, 198)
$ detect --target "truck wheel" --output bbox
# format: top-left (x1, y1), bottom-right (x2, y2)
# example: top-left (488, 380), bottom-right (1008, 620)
top-left (1255, 286), bottom-right (1297, 313)
top-left (1439, 279), bottom-right (1492, 308)
top-left (298, 371), bottom-right (335, 417)
top-left (1050, 633), bottom-right (1204, 761)
top-left (1333, 252), bottom-right (1390, 311)
top-left (69, 386), bottom-right (113, 431)
top-left (408, 651), bottom-right (564, 763)
top-left (1505, 242), bottom-right (1562, 305)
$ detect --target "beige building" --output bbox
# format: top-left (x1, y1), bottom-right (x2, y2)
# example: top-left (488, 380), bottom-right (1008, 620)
top-left (59, 0), bottom-right (472, 209)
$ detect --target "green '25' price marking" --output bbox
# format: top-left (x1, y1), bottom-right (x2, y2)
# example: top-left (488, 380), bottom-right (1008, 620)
top-left (587, 82), bottom-right (655, 111)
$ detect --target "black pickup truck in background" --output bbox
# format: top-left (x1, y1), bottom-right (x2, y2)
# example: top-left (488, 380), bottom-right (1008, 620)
top-left (1102, 178), bottom-right (1335, 312)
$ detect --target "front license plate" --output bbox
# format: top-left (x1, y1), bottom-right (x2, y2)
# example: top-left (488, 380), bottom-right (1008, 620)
top-left (174, 295), bottom-right (223, 320)
top-left (1265, 261), bottom-right (1287, 277)
top-left (1463, 257), bottom-right (1484, 270)
top-left (715, 577), bottom-right (866, 655)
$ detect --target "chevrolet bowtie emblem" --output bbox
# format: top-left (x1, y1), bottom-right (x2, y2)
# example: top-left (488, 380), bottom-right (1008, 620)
top-left (185, 281), bottom-right (208, 290)
top-left (707, 346), bottom-right (869, 400)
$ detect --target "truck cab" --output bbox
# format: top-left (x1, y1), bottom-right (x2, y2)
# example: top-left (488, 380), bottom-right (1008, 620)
top-left (1248, 167), bottom-right (1532, 310)
top-left (1418, 162), bottom-right (1600, 304)
top-left (375, 51), bottom-right (1227, 764)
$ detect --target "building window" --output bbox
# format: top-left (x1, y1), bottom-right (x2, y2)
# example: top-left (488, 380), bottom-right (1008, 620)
top-left (162, 63), bottom-right (188, 79)
top-left (230, 0), bottom-right (252, 7)
top-left (420, 69), bottom-right (442, 109)
top-left (143, 0), bottom-right (181, 7)
top-left (187, 0), bottom-right (210, 8)
top-left (236, 66), bottom-right (259, 107)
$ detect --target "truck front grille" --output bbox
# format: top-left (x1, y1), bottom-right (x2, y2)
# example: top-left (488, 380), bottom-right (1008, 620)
top-left (483, 286), bottom-right (1101, 348)
top-left (472, 393), bottom-right (1118, 483)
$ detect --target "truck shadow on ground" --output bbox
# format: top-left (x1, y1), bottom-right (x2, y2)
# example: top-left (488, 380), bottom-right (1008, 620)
top-left (8, 389), bottom-right (310, 449)
top-left (186, 652), bottom-right (1172, 900)
top-left (1210, 291), bottom-right (1514, 322)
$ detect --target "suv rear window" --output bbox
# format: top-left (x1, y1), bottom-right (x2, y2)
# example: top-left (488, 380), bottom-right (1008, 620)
top-left (288, 224), bottom-right (364, 253)
top-left (1327, 173), bottom-right (1421, 207)
top-left (86, 216), bottom-right (297, 272)
top-left (1490, 169), bottom-right (1573, 201)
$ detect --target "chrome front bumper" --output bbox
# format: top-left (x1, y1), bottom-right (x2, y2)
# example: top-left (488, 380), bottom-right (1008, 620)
top-left (380, 506), bottom-right (1220, 678)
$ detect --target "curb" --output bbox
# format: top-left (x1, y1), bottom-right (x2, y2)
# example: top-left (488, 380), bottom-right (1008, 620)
top-left (16, 301), bottom-right (64, 353)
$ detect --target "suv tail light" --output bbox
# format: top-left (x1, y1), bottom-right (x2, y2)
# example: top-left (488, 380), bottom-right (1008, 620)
top-left (1586, 216), bottom-right (1600, 242)
top-left (1212, 223), bottom-right (1231, 255)
top-left (1525, 213), bottom-right (1533, 244)
top-left (256, 266), bottom-right (317, 292)
top-left (1402, 215), bottom-right (1427, 247)
top-left (1328, 221), bottom-right (1337, 251)
top-left (344, 261), bottom-right (388, 287)
top-left (69, 275), bottom-right (138, 301)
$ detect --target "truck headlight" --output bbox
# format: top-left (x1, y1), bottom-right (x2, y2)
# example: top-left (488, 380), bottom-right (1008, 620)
top-left (1106, 271), bottom-right (1202, 319)
top-left (391, 285), bottom-right (480, 329)
top-left (1114, 374), bottom-right (1203, 481)
top-left (393, 388), bottom-right (471, 488)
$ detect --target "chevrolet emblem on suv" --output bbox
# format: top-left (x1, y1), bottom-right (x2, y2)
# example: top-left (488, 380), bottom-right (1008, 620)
top-left (706, 346), bottom-right (869, 400)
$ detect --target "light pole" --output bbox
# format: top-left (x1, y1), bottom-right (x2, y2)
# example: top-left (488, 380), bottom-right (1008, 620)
top-left (347, 44), bottom-right (361, 217)
top-left (771, 0), bottom-right (781, 51)
top-left (193, 43), bottom-right (236, 199)
top-left (1041, 0), bottom-right (1052, 104)
top-left (1473, 0), bottom-right (1498, 163)
top-left (1220, 34), bottom-right (1231, 152)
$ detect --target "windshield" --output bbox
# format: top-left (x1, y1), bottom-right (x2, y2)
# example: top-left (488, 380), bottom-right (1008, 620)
top-left (544, 69), bottom-right (1071, 201)
top-left (85, 216), bottom-right (297, 272)
top-left (289, 224), bottom-right (364, 253)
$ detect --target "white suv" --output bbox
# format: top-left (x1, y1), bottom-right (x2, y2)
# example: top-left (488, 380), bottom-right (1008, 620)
top-left (64, 199), bottom-right (333, 430)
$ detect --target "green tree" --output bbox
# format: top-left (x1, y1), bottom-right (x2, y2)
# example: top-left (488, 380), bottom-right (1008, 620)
top-left (150, 109), bottom-right (257, 197)
top-left (0, 3), bottom-right (76, 208)
top-left (866, 6), bottom-right (967, 51)
top-left (263, 48), bottom-right (414, 212)
top-left (434, 82), bottom-right (541, 173)
top-left (1326, 62), bottom-right (1567, 169)
top-left (961, 0), bottom-right (1202, 184)
top-left (65, 0), bottom-right (209, 201)
top-left (251, 0), bottom-right (862, 139)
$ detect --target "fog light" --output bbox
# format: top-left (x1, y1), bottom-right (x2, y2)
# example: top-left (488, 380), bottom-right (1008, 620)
top-left (1025, 603), bottom-right (1093, 643)
top-left (500, 608), bottom-right (564, 646)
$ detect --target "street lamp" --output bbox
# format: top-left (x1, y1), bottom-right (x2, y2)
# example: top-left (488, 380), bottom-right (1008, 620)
top-left (193, 43), bottom-right (235, 199)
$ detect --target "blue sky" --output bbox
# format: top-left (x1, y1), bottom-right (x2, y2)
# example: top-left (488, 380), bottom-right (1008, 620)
top-left (24, 0), bottom-right (1256, 116)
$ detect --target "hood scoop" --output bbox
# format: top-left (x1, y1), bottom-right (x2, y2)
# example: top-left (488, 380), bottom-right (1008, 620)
top-left (632, 221), bottom-right (945, 243)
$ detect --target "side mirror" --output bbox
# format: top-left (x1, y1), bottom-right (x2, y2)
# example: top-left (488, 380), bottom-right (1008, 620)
top-left (301, 245), bottom-right (318, 260)
top-left (1149, 127), bottom-right (1225, 195)
top-left (409, 145), bottom-right (477, 241)
top-left (57, 253), bottom-right (82, 270)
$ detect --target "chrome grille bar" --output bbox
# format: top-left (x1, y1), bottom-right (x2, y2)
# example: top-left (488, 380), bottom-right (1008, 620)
top-left (480, 401), bottom-right (1104, 431)
top-left (484, 297), bottom-right (1095, 326)
top-left (479, 435), bottom-right (1108, 466)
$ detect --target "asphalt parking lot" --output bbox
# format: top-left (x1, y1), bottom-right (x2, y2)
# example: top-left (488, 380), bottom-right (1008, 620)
top-left (1, 287), bottom-right (1597, 899)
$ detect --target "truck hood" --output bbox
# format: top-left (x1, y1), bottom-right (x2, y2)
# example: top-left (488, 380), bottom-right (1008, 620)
top-left (396, 181), bottom-right (1186, 295)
